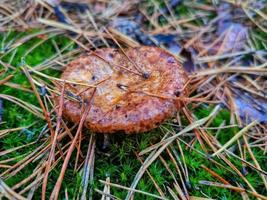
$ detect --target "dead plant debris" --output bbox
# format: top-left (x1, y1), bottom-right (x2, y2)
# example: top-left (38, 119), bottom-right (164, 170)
top-left (0, 0), bottom-right (267, 200)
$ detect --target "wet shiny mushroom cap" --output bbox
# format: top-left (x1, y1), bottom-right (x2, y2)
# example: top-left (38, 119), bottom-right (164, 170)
top-left (54, 46), bottom-right (188, 133)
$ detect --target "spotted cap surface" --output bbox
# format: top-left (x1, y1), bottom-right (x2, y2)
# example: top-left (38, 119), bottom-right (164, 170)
top-left (54, 46), bottom-right (188, 133)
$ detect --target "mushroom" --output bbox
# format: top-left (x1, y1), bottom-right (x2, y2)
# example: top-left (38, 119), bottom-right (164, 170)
top-left (54, 46), bottom-right (188, 133)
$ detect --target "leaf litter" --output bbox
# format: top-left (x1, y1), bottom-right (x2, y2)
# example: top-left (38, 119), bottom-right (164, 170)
top-left (0, 0), bottom-right (267, 199)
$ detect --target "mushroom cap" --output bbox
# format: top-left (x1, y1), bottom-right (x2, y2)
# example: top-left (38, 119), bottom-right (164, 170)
top-left (55, 46), bottom-right (188, 133)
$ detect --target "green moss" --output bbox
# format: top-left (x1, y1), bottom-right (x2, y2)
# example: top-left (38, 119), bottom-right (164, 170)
top-left (1, 25), bottom-right (267, 200)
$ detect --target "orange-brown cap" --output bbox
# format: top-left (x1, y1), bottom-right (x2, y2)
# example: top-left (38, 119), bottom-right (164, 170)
top-left (54, 46), bottom-right (188, 133)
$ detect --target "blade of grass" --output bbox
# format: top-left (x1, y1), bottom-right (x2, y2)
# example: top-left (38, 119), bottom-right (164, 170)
top-left (212, 120), bottom-right (257, 156)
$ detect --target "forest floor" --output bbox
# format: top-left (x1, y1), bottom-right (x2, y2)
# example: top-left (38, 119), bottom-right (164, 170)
top-left (0, 0), bottom-right (267, 199)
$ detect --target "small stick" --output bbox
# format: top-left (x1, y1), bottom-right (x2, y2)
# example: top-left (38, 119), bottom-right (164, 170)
top-left (50, 89), bottom-right (96, 200)
top-left (201, 165), bottom-right (230, 185)
top-left (212, 121), bottom-right (257, 156)
top-left (104, 28), bottom-right (149, 78)
top-left (42, 83), bottom-right (66, 200)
